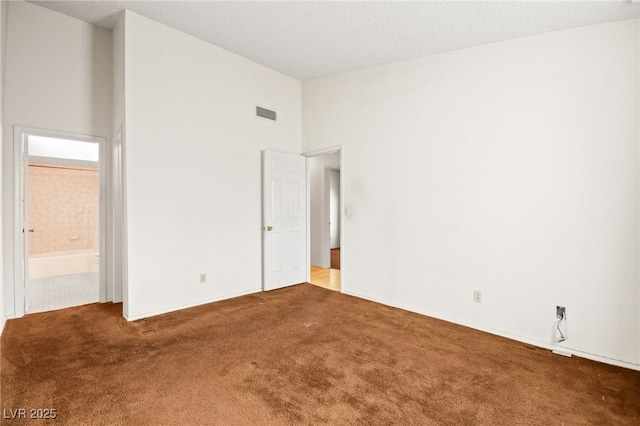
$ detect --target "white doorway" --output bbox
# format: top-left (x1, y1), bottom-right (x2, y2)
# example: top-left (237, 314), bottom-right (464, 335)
top-left (305, 147), bottom-right (342, 292)
top-left (13, 126), bottom-right (106, 315)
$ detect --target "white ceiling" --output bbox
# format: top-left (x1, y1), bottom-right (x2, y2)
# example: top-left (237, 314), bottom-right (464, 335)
top-left (29, 1), bottom-right (640, 80)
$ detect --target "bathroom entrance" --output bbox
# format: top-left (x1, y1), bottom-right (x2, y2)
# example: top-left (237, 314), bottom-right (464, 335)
top-left (18, 128), bottom-right (105, 314)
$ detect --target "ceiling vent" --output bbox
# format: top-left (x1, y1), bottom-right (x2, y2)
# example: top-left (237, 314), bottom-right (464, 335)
top-left (256, 106), bottom-right (277, 121)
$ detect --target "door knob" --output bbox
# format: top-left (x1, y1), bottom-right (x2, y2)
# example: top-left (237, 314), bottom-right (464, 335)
top-left (29, 229), bottom-right (34, 233)
top-left (266, 226), bottom-right (273, 231)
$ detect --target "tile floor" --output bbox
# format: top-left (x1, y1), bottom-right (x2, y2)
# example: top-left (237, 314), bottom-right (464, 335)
top-left (28, 272), bottom-right (99, 314)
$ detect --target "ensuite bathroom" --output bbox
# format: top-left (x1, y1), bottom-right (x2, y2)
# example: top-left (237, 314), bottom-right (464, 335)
top-left (26, 137), bottom-right (100, 314)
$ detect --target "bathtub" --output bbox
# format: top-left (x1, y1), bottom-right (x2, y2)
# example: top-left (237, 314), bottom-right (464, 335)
top-left (29, 249), bottom-right (99, 279)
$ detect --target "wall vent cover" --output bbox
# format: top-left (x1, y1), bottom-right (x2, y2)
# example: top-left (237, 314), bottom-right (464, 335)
top-left (256, 106), bottom-right (277, 121)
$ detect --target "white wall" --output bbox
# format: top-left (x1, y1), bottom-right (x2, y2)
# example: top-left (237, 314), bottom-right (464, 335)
top-left (122, 12), bottom-right (301, 320)
top-left (2, 1), bottom-right (113, 318)
top-left (113, 13), bottom-right (125, 135)
top-left (0, 0), bottom-right (8, 334)
top-left (309, 152), bottom-right (340, 267)
top-left (112, 12), bottom-right (126, 306)
top-left (303, 20), bottom-right (640, 368)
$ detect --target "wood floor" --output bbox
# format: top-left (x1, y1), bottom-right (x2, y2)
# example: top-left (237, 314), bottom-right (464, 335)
top-left (309, 266), bottom-right (340, 292)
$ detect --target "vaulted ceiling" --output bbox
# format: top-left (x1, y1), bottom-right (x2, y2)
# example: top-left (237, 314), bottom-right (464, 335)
top-left (30, 1), bottom-right (640, 80)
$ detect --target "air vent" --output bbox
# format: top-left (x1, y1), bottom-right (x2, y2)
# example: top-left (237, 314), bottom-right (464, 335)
top-left (256, 106), bottom-right (277, 121)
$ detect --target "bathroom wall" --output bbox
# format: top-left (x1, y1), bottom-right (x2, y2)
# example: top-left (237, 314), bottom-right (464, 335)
top-left (28, 165), bottom-right (99, 255)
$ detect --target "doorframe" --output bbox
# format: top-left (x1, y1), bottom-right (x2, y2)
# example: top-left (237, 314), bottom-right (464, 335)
top-left (111, 125), bottom-right (126, 304)
top-left (12, 125), bottom-right (107, 317)
top-left (302, 145), bottom-right (343, 289)
top-left (326, 166), bottom-right (341, 253)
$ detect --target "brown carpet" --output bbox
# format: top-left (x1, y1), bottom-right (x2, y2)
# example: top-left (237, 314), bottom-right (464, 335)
top-left (331, 248), bottom-right (340, 270)
top-left (2, 284), bottom-right (639, 425)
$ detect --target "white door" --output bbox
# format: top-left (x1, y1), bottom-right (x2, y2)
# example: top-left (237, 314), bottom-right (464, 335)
top-left (22, 141), bottom-right (31, 313)
top-left (329, 168), bottom-right (341, 249)
top-left (262, 150), bottom-right (307, 291)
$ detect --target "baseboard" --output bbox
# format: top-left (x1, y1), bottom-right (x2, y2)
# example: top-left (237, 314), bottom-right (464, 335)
top-left (342, 289), bottom-right (640, 372)
top-left (310, 263), bottom-right (331, 269)
top-left (124, 288), bottom-right (263, 322)
top-left (552, 349), bottom-right (572, 357)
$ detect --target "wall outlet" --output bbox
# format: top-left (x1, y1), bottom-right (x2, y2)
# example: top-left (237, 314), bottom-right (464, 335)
top-left (556, 305), bottom-right (566, 319)
top-left (473, 290), bottom-right (482, 303)
top-left (200, 273), bottom-right (207, 284)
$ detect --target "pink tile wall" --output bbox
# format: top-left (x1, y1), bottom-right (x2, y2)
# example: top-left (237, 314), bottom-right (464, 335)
top-left (28, 165), bottom-right (99, 255)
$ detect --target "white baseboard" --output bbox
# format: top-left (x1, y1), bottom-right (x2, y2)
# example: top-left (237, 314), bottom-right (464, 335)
top-left (124, 288), bottom-right (262, 322)
top-left (342, 289), bottom-right (640, 372)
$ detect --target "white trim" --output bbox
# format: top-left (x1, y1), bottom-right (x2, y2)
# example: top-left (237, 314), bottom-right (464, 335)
top-left (15, 126), bottom-right (104, 144)
top-left (118, 124), bottom-right (129, 315)
top-left (12, 126), bottom-right (24, 317)
top-left (339, 152), bottom-right (344, 292)
top-left (23, 136), bottom-right (30, 312)
top-left (98, 136), bottom-right (107, 303)
top-left (123, 288), bottom-right (262, 322)
top-left (111, 125), bottom-right (126, 305)
top-left (303, 145), bottom-right (342, 158)
top-left (12, 126), bottom-right (107, 317)
top-left (305, 157), bottom-right (312, 283)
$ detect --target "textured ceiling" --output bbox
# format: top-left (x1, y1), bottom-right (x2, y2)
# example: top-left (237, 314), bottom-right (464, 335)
top-left (29, 1), bottom-right (640, 80)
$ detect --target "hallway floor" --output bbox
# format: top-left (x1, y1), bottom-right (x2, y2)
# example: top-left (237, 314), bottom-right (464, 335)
top-left (309, 266), bottom-right (340, 292)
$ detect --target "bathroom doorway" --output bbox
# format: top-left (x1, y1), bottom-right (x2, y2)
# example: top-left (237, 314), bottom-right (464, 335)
top-left (17, 128), bottom-right (105, 314)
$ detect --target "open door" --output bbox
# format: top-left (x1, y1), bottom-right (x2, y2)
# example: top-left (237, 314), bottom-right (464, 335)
top-left (21, 140), bottom-right (31, 313)
top-left (262, 150), bottom-right (307, 291)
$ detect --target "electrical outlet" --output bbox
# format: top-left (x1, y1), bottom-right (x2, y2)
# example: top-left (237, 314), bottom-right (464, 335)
top-left (556, 305), bottom-right (565, 319)
top-left (200, 273), bottom-right (207, 284)
top-left (473, 290), bottom-right (482, 304)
